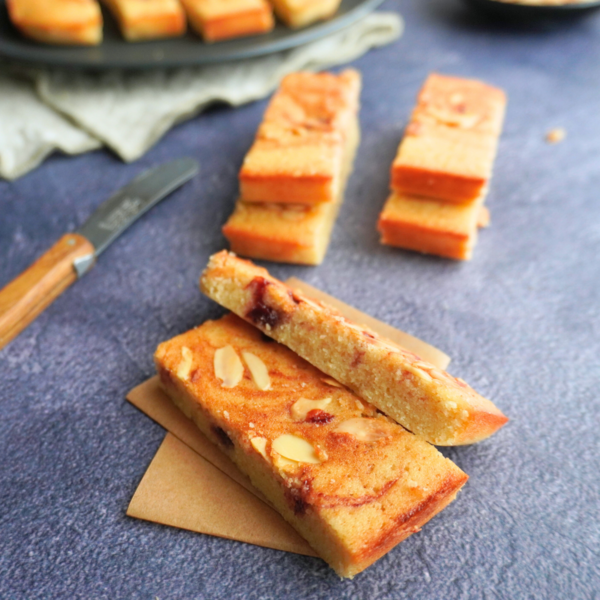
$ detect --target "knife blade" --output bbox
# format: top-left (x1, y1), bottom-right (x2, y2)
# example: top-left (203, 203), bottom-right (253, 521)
top-left (0, 158), bottom-right (199, 351)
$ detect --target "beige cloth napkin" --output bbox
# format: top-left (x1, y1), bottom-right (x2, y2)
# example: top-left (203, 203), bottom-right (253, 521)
top-left (0, 12), bottom-right (402, 180)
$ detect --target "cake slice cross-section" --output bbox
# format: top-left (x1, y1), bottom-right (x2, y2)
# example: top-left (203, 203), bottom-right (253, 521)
top-left (155, 313), bottom-right (468, 578)
top-left (377, 190), bottom-right (486, 260)
top-left (224, 69), bottom-right (361, 265)
top-left (200, 251), bottom-right (509, 446)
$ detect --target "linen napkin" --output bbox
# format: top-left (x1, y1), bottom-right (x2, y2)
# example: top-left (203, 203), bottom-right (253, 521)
top-left (0, 12), bottom-right (402, 180)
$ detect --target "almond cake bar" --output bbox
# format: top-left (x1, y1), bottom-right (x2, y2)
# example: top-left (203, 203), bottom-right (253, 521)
top-left (181, 0), bottom-right (274, 42)
top-left (377, 191), bottom-right (486, 260)
top-left (223, 115), bottom-right (359, 265)
top-left (100, 0), bottom-right (186, 41)
top-left (391, 74), bottom-right (507, 203)
top-left (155, 314), bottom-right (468, 577)
top-left (7, 0), bottom-right (103, 44)
top-left (201, 251), bottom-right (508, 445)
top-left (268, 0), bottom-right (342, 29)
top-left (223, 70), bottom-right (361, 265)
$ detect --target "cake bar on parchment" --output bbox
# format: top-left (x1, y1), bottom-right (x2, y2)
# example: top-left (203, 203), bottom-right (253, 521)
top-left (155, 313), bottom-right (468, 578)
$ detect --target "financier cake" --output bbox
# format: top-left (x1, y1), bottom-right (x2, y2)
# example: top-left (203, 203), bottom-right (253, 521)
top-left (100, 0), bottom-right (186, 41)
top-left (391, 73), bottom-right (507, 203)
top-left (155, 313), bottom-right (468, 578)
top-left (181, 0), bottom-right (274, 42)
top-left (224, 70), bottom-right (361, 265)
top-left (377, 191), bottom-right (486, 261)
top-left (269, 0), bottom-right (342, 28)
top-left (7, 0), bottom-right (103, 44)
top-left (201, 251), bottom-right (509, 445)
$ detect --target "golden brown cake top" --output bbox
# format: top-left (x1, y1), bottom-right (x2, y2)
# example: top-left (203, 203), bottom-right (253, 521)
top-left (186, 0), bottom-right (271, 19)
top-left (155, 314), bottom-right (467, 519)
top-left (104, 0), bottom-right (184, 21)
top-left (380, 192), bottom-right (484, 236)
top-left (262, 70), bottom-right (361, 134)
top-left (409, 73), bottom-right (507, 138)
top-left (8, 0), bottom-right (101, 26)
top-left (240, 70), bottom-right (361, 181)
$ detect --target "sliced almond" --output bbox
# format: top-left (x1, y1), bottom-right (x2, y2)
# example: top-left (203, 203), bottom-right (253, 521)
top-left (321, 377), bottom-right (343, 388)
top-left (176, 346), bottom-right (194, 380)
top-left (291, 397), bottom-right (331, 421)
top-left (334, 418), bottom-right (390, 442)
top-left (250, 436), bottom-right (268, 459)
top-left (411, 366), bottom-right (433, 383)
top-left (214, 345), bottom-right (243, 388)
top-left (242, 351), bottom-right (271, 391)
top-left (272, 434), bottom-right (321, 464)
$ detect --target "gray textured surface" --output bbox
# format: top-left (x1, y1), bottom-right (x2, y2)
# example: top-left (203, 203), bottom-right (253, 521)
top-left (1, 1), bottom-right (600, 598)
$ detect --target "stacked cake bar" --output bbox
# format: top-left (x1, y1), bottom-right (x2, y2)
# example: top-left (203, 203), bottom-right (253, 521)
top-left (153, 251), bottom-right (507, 577)
top-left (378, 74), bottom-right (507, 260)
top-left (222, 70), bottom-right (361, 265)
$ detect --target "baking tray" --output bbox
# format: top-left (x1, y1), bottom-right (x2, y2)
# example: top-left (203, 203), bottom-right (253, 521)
top-left (464, 0), bottom-right (600, 19)
top-left (0, 0), bottom-right (383, 70)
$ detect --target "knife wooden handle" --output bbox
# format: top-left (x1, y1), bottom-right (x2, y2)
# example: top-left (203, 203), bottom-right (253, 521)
top-left (0, 233), bottom-right (95, 351)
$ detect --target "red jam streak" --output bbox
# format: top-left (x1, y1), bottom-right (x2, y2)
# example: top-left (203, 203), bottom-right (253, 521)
top-left (245, 277), bottom-right (282, 329)
top-left (212, 426), bottom-right (233, 449)
top-left (305, 409), bottom-right (334, 425)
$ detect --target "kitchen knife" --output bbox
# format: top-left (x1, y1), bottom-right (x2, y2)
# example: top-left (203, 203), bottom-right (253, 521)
top-left (0, 157), bottom-right (199, 351)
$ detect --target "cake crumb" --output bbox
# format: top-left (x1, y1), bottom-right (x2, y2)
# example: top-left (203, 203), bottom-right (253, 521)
top-left (546, 128), bottom-right (566, 144)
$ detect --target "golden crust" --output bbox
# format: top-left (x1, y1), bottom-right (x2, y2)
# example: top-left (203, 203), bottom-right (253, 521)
top-left (155, 314), bottom-right (468, 577)
top-left (239, 70), bottom-right (361, 205)
top-left (269, 0), bottom-right (341, 28)
top-left (7, 0), bottom-right (102, 45)
top-left (181, 0), bottom-right (273, 42)
top-left (392, 74), bottom-right (506, 203)
top-left (378, 191), bottom-right (485, 260)
top-left (100, 0), bottom-right (185, 41)
top-left (200, 251), bottom-right (509, 445)
top-left (223, 200), bottom-right (342, 265)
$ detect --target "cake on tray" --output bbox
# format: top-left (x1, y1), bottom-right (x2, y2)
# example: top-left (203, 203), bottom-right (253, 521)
top-left (155, 313), bottom-right (468, 578)
top-left (7, 0), bottom-right (103, 44)
top-left (224, 70), bottom-right (361, 265)
top-left (268, 0), bottom-right (342, 29)
top-left (181, 0), bottom-right (274, 42)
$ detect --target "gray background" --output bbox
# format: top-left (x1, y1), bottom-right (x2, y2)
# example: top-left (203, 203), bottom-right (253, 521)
top-left (1, 0), bottom-right (599, 598)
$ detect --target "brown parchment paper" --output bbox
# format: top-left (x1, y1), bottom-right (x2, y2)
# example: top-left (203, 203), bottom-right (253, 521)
top-left (126, 278), bottom-right (450, 555)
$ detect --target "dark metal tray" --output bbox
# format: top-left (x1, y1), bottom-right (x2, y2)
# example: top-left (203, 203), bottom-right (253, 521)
top-left (0, 0), bottom-right (383, 70)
